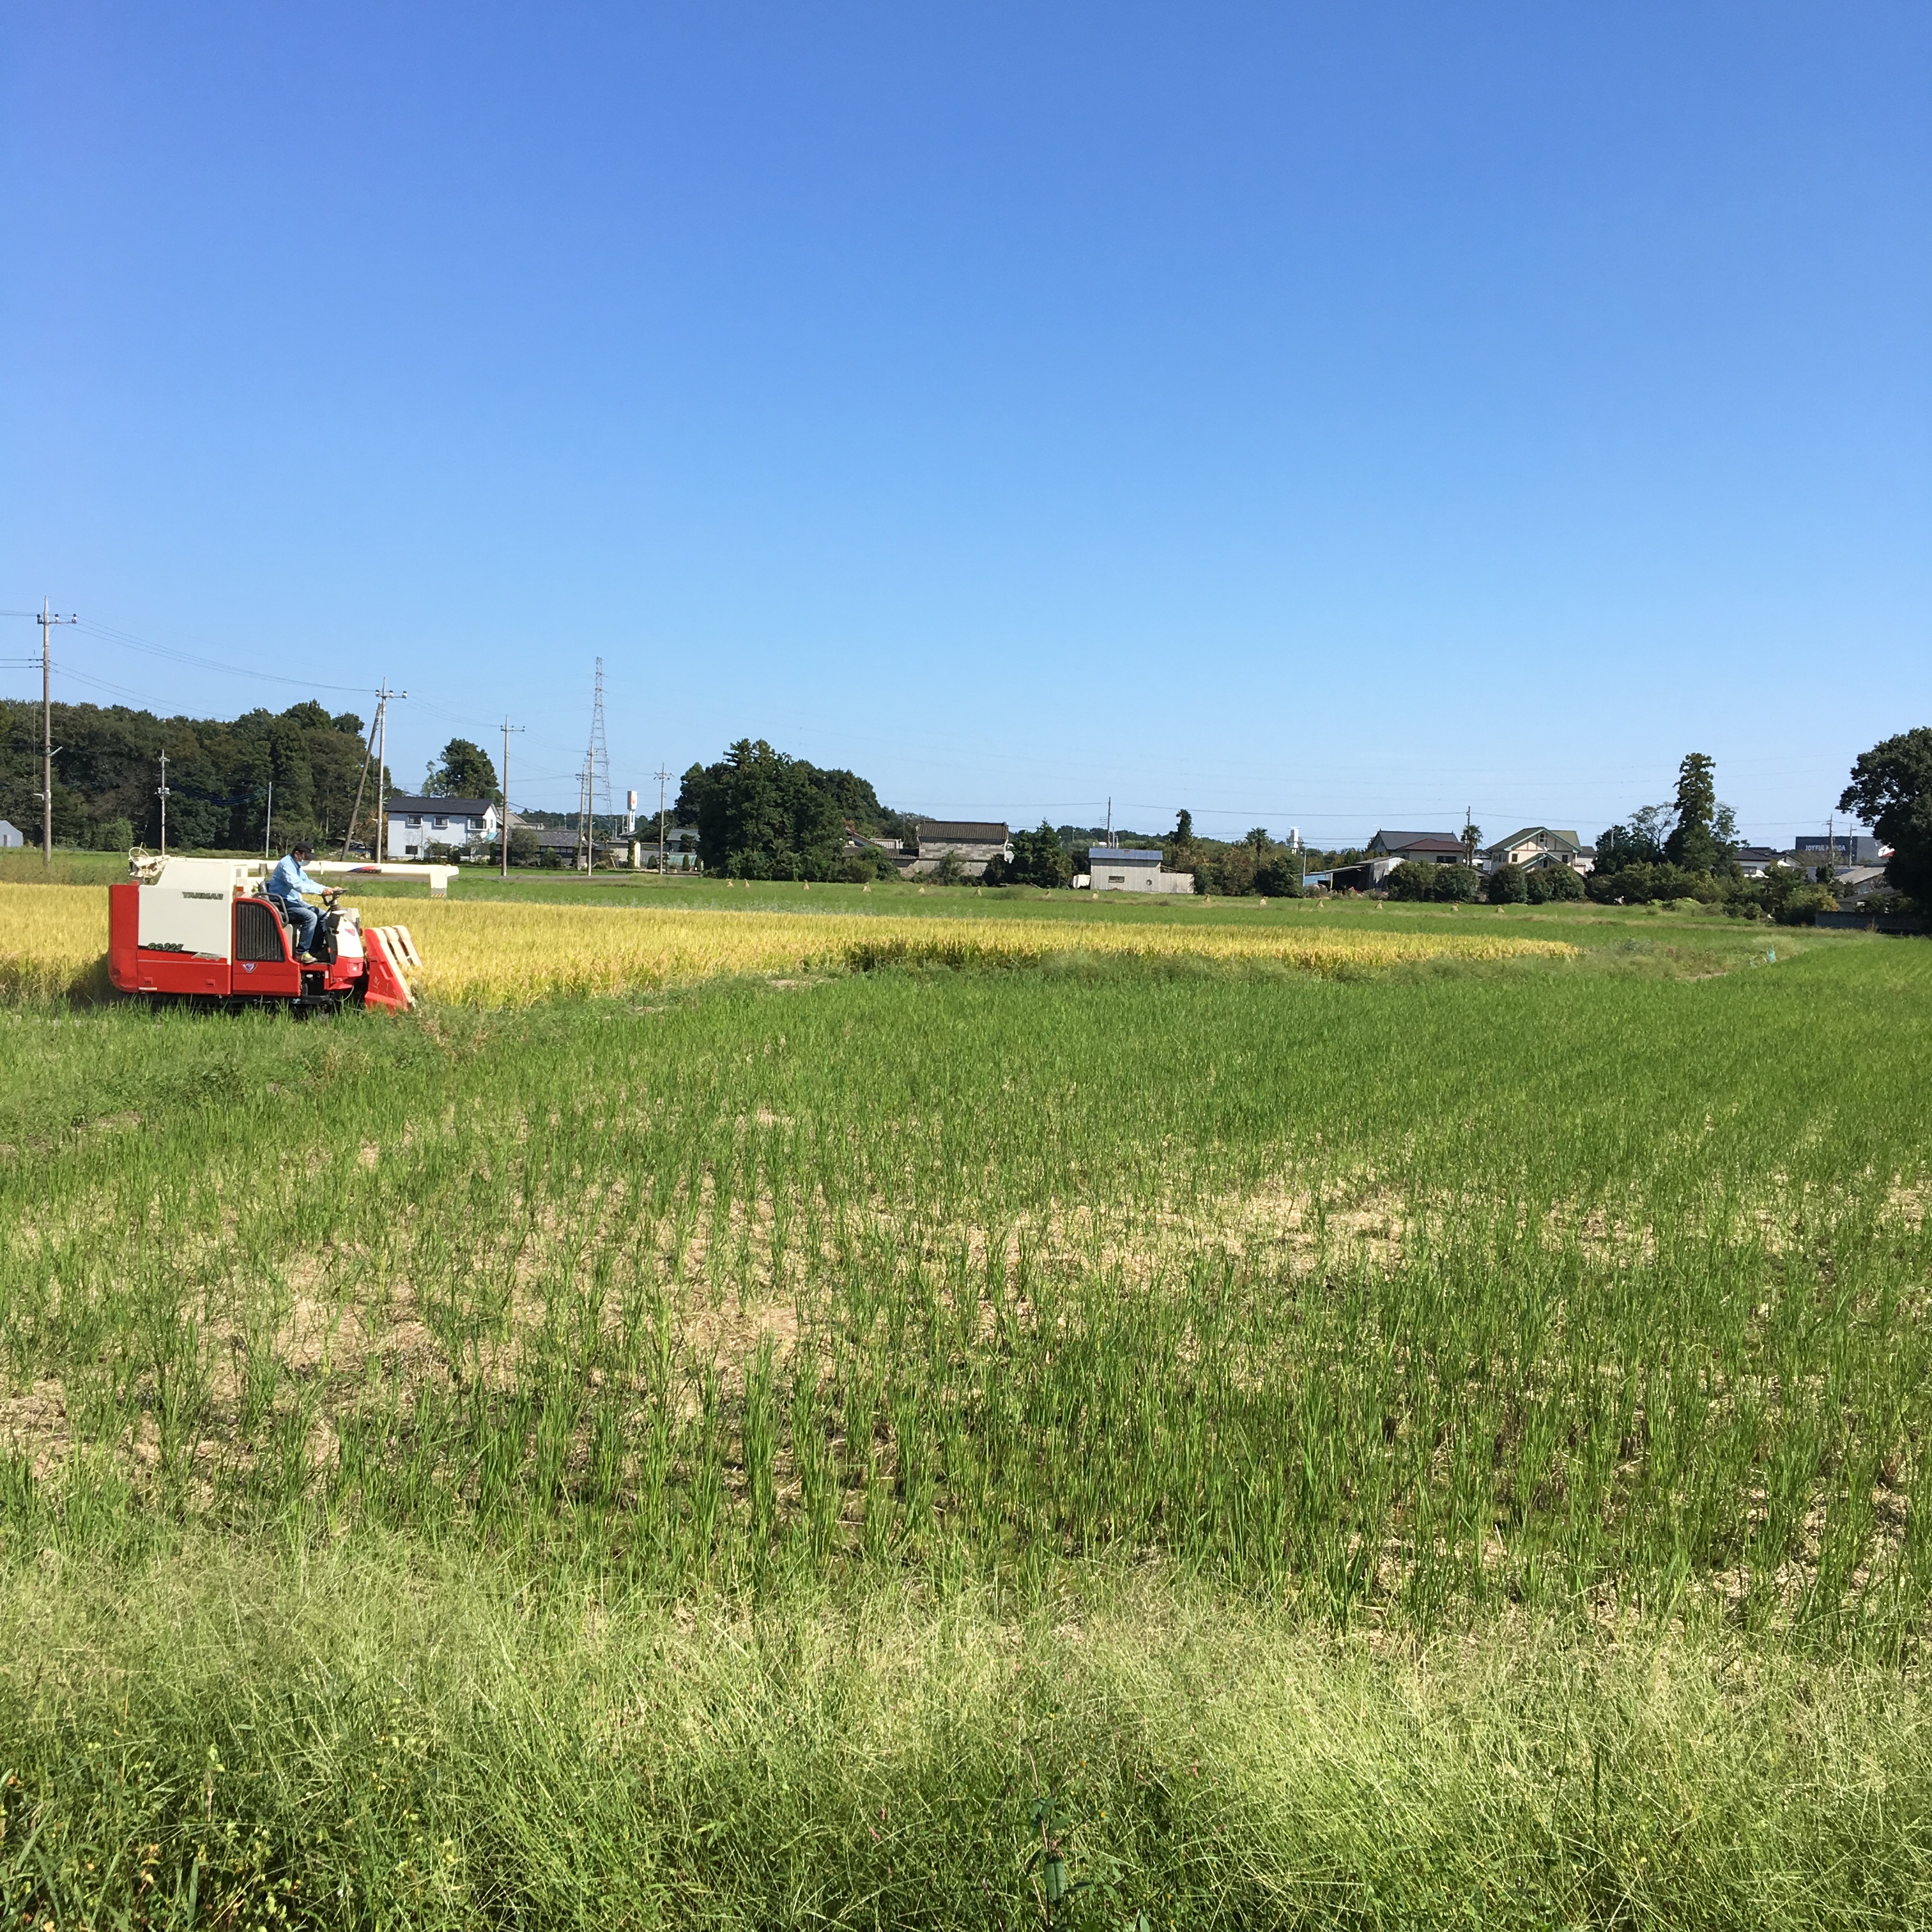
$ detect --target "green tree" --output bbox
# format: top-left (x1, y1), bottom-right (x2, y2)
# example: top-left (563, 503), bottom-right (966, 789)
top-left (693, 739), bottom-right (847, 880)
top-left (1385, 861), bottom-right (1477, 903)
top-left (507, 825), bottom-right (541, 867)
top-left (1254, 852), bottom-right (1303, 896)
top-left (1839, 726), bottom-right (1932, 907)
top-left (1214, 842), bottom-right (1259, 896)
top-left (1485, 862), bottom-right (1529, 905)
top-left (1526, 863), bottom-right (1584, 903)
top-left (425, 738), bottom-right (500, 802)
top-left (1596, 804), bottom-right (1671, 874)
top-left (1664, 754), bottom-right (1725, 872)
top-left (1009, 822), bottom-right (1072, 889)
top-left (1461, 818), bottom-right (1482, 866)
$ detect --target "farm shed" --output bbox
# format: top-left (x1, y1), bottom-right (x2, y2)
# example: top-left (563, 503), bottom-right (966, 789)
top-left (1089, 845), bottom-right (1194, 894)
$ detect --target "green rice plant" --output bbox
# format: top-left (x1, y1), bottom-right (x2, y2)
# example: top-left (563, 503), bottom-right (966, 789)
top-left (1, 919), bottom-right (1929, 1920)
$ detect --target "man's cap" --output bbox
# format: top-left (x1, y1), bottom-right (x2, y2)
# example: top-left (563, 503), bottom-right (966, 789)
top-left (291, 841), bottom-right (313, 855)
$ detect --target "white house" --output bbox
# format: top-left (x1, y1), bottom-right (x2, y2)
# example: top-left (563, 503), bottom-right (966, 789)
top-left (385, 794), bottom-right (499, 859)
top-left (0, 819), bottom-right (22, 849)
top-left (1480, 827), bottom-right (1595, 875)
top-left (1087, 845), bottom-right (1193, 894)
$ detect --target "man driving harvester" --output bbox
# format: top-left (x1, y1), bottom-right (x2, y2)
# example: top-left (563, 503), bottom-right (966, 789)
top-left (264, 842), bottom-right (339, 961)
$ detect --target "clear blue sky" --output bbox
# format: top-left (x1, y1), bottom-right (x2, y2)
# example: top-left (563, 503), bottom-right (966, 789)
top-left (4, 3), bottom-right (1927, 845)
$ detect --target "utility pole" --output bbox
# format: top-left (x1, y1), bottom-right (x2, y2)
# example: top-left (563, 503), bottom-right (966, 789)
top-left (36, 600), bottom-right (76, 867)
top-left (264, 780), bottom-right (273, 859)
top-left (369, 683), bottom-right (404, 863)
top-left (157, 751), bottom-right (171, 855)
top-left (500, 717), bottom-right (525, 878)
top-left (578, 747), bottom-right (595, 875)
top-left (656, 763), bottom-right (671, 877)
top-left (340, 697), bottom-right (379, 861)
top-left (377, 689), bottom-right (390, 864)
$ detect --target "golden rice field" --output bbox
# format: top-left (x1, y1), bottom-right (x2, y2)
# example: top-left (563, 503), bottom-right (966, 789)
top-left (0, 879), bottom-right (1575, 1005)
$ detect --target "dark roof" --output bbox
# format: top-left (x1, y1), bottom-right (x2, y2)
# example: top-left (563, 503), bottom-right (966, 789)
top-left (387, 795), bottom-right (495, 816)
top-left (1089, 846), bottom-right (1163, 865)
top-left (916, 820), bottom-right (1009, 843)
top-left (1368, 830), bottom-right (1464, 855)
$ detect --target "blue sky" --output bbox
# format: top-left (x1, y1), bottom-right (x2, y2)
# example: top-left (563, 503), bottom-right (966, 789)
top-left (4, 3), bottom-right (1927, 845)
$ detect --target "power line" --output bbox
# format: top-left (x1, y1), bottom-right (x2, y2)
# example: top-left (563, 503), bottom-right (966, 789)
top-left (75, 618), bottom-right (371, 694)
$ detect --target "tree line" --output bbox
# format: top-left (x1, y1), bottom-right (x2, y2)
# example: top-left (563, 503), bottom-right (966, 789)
top-left (0, 698), bottom-right (526, 857)
top-left (1, 698), bottom-right (381, 852)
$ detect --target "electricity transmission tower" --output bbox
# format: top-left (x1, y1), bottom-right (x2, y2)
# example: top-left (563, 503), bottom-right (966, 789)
top-left (581, 658), bottom-right (613, 875)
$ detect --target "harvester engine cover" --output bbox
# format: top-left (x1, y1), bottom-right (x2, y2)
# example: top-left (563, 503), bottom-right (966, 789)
top-left (107, 854), bottom-right (423, 1013)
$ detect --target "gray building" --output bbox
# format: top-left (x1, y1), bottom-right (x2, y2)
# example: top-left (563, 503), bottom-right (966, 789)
top-left (1087, 845), bottom-right (1193, 894)
top-left (1796, 834), bottom-right (1882, 866)
top-left (905, 820), bottom-right (1012, 879)
top-left (0, 819), bottom-right (22, 849)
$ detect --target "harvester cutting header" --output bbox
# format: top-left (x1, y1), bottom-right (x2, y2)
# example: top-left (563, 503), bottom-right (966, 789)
top-left (107, 852), bottom-right (445, 1013)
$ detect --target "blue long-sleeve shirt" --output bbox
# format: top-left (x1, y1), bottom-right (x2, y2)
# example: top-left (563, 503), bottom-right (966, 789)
top-left (266, 854), bottom-right (327, 901)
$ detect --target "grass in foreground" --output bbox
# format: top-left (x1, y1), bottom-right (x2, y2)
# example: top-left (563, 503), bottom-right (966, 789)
top-left (6, 1547), bottom-right (1928, 1931)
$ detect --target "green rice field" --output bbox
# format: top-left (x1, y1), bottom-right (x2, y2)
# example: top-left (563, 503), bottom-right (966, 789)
top-left (1, 890), bottom-right (1928, 1928)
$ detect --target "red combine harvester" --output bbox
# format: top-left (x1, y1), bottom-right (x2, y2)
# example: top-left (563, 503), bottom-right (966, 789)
top-left (106, 854), bottom-right (445, 1013)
